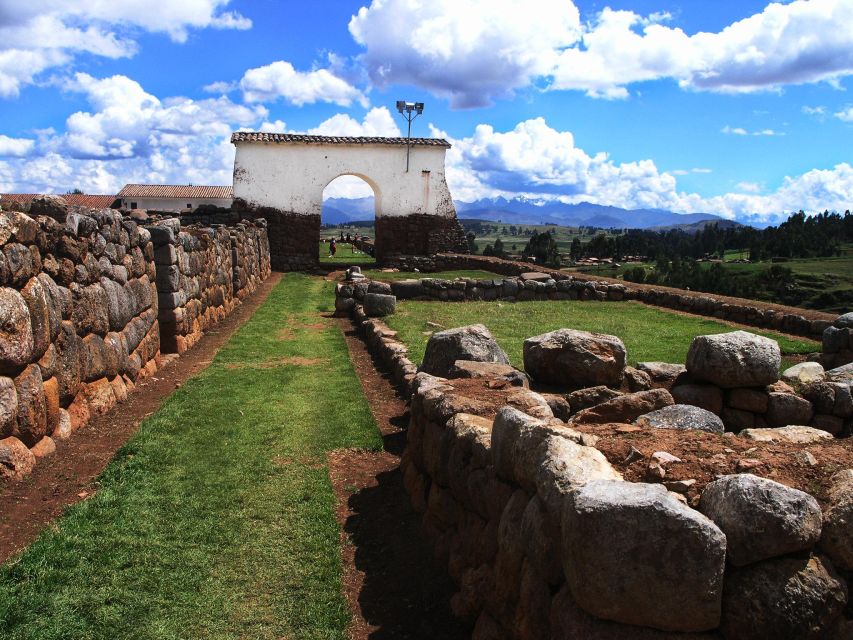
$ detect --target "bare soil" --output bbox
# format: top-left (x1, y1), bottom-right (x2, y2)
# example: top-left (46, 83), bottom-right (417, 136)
top-left (0, 273), bottom-right (282, 565)
top-left (330, 320), bottom-right (468, 640)
top-left (437, 376), bottom-right (853, 510)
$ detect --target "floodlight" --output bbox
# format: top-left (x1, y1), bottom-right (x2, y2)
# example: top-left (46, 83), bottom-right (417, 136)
top-left (395, 99), bottom-right (426, 172)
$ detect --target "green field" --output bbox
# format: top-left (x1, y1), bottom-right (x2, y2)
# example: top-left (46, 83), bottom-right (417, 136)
top-left (0, 275), bottom-right (382, 640)
top-left (384, 299), bottom-right (819, 371)
top-left (317, 240), bottom-right (375, 265)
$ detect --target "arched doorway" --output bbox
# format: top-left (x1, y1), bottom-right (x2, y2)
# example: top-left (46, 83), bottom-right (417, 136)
top-left (231, 132), bottom-right (468, 271)
top-left (319, 174), bottom-right (381, 265)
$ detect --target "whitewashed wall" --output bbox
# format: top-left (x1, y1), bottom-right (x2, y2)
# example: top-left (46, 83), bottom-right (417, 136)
top-left (232, 142), bottom-right (456, 218)
top-left (121, 197), bottom-right (233, 212)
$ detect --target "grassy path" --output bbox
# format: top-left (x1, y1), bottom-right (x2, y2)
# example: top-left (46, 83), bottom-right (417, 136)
top-left (0, 274), bottom-right (382, 640)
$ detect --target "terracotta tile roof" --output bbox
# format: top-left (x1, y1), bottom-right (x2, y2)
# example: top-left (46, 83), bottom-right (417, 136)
top-left (230, 132), bottom-right (451, 148)
top-left (1, 193), bottom-right (118, 208)
top-left (116, 184), bottom-right (233, 199)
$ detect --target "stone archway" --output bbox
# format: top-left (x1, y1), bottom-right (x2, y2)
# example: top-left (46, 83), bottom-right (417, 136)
top-left (230, 133), bottom-right (467, 270)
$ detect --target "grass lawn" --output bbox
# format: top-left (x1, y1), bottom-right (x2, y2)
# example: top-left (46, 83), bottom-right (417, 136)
top-left (362, 269), bottom-right (502, 282)
top-left (0, 274), bottom-right (382, 640)
top-left (385, 299), bottom-right (820, 371)
top-left (318, 241), bottom-right (375, 265)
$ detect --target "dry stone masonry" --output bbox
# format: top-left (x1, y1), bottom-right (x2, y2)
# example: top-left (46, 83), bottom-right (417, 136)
top-left (337, 278), bottom-right (851, 639)
top-left (0, 196), bottom-right (271, 481)
top-left (149, 218), bottom-right (270, 353)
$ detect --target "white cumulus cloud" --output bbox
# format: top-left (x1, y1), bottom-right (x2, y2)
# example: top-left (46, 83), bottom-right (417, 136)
top-left (836, 106), bottom-right (853, 122)
top-left (305, 107), bottom-right (401, 137)
top-left (349, 0), bottom-right (580, 107)
top-left (349, 0), bottom-right (853, 106)
top-left (0, 0), bottom-right (251, 98)
top-left (437, 117), bottom-right (853, 223)
top-left (0, 135), bottom-right (36, 157)
top-left (240, 60), bottom-right (368, 107)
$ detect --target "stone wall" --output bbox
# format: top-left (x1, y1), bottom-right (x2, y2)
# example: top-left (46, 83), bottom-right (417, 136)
top-left (0, 204), bottom-right (160, 479)
top-left (401, 375), bottom-right (850, 639)
top-left (233, 199), bottom-right (318, 271)
top-left (380, 253), bottom-right (834, 341)
top-left (230, 221), bottom-right (271, 299)
top-left (375, 214), bottom-right (468, 263)
top-left (823, 313), bottom-right (853, 369)
top-left (148, 218), bottom-right (270, 353)
top-left (0, 197), bottom-right (273, 482)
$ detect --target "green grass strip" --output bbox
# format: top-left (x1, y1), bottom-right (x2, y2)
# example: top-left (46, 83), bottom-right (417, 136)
top-left (0, 274), bottom-right (382, 640)
top-left (386, 299), bottom-right (820, 370)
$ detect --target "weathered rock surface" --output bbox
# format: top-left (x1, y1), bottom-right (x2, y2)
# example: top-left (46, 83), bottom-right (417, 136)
top-left (536, 435), bottom-right (621, 515)
top-left (570, 388), bottom-right (673, 425)
top-left (448, 360), bottom-right (529, 387)
top-left (686, 331), bottom-right (781, 388)
top-left (0, 287), bottom-right (34, 370)
top-left (671, 383), bottom-right (723, 414)
top-left (739, 425), bottom-right (834, 444)
top-left (362, 292), bottom-right (396, 317)
top-left (766, 392), bottom-right (814, 428)
top-left (0, 435), bottom-right (35, 480)
top-left (721, 554), bottom-right (847, 640)
top-left (419, 325), bottom-right (510, 377)
top-left (700, 474), bottom-right (822, 566)
top-left (523, 328), bottom-right (627, 388)
top-left (635, 404), bottom-right (724, 434)
top-left (636, 361), bottom-right (686, 388)
top-left (782, 361), bottom-right (825, 385)
top-left (821, 469), bottom-right (853, 570)
top-left (566, 385), bottom-right (622, 414)
top-left (825, 362), bottom-right (853, 383)
top-left (562, 480), bottom-right (726, 632)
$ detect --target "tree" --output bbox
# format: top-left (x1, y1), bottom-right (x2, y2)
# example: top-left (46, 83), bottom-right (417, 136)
top-left (66, 188), bottom-right (84, 195)
top-left (522, 231), bottom-right (560, 268)
top-left (493, 237), bottom-right (506, 258)
top-left (570, 237), bottom-right (582, 260)
top-left (466, 232), bottom-right (478, 254)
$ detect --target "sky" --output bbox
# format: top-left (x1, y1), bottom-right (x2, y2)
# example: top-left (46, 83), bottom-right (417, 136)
top-left (0, 0), bottom-right (851, 223)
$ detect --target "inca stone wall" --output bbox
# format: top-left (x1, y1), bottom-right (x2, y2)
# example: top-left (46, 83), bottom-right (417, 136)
top-left (380, 253), bottom-right (834, 340)
top-left (230, 221), bottom-right (271, 299)
top-left (0, 196), bottom-right (272, 482)
top-left (339, 287), bottom-right (850, 638)
top-left (148, 218), bottom-right (270, 353)
top-left (0, 201), bottom-right (161, 479)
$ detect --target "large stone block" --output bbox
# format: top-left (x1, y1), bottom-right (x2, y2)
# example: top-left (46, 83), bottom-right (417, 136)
top-left (635, 403), bottom-right (724, 433)
top-left (671, 383), bottom-right (723, 414)
top-left (0, 287), bottom-right (34, 371)
top-left (363, 292), bottom-right (396, 317)
top-left (562, 480), bottom-right (726, 632)
top-left (419, 324), bottom-right (510, 377)
top-left (14, 364), bottom-right (46, 447)
top-left (700, 473), bottom-right (822, 566)
top-left (570, 389), bottom-right (673, 424)
top-left (686, 331), bottom-right (781, 388)
top-left (523, 328), bottom-right (627, 388)
top-left (766, 392), bottom-right (814, 428)
top-left (0, 436), bottom-right (35, 481)
top-left (821, 469), bottom-right (853, 571)
top-left (0, 376), bottom-right (18, 438)
top-left (721, 555), bottom-right (846, 640)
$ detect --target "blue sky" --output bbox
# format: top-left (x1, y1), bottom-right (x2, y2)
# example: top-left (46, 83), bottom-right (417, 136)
top-left (0, 0), bottom-right (851, 222)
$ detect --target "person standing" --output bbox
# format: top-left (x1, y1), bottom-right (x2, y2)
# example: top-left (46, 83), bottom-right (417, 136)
top-left (329, 238), bottom-right (337, 257)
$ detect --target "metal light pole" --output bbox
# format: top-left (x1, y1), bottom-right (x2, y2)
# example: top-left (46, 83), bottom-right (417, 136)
top-left (396, 100), bottom-right (424, 172)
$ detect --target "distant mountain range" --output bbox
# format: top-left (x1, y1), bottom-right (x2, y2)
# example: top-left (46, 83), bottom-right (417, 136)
top-left (322, 196), bottom-right (755, 230)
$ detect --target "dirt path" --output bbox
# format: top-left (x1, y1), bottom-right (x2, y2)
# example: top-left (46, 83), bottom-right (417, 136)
top-left (329, 319), bottom-right (468, 640)
top-left (0, 273), bottom-right (282, 564)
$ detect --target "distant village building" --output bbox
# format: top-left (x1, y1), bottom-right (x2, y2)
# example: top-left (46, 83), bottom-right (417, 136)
top-left (116, 184), bottom-right (233, 212)
top-left (0, 193), bottom-right (118, 209)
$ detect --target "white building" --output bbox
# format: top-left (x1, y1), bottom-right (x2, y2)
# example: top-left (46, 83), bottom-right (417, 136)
top-left (117, 184), bottom-right (233, 212)
top-left (230, 133), bottom-right (456, 219)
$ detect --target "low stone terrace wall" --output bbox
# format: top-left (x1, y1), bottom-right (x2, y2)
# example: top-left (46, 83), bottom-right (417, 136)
top-left (341, 295), bottom-right (852, 639)
top-left (0, 196), bottom-right (272, 483)
top-left (147, 218), bottom-right (270, 353)
top-left (380, 252), bottom-right (835, 341)
top-left (336, 269), bottom-right (851, 373)
top-left (0, 201), bottom-right (160, 478)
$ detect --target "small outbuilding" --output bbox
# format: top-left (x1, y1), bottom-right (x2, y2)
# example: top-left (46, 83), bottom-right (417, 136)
top-left (117, 184), bottom-right (233, 212)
